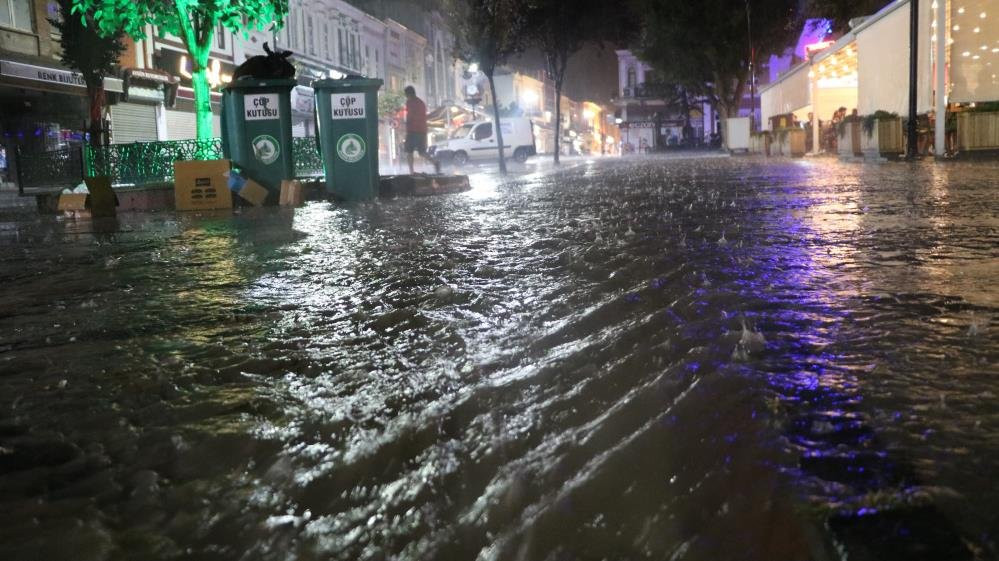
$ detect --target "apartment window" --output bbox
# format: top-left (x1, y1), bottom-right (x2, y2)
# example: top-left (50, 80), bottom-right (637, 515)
top-left (338, 28), bottom-right (344, 65)
top-left (1, 0), bottom-right (33, 31)
top-left (323, 22), bottom-right (329, 60)
top-left (288, 9), bottom-right (298, 48)
top-left (349, 34), bottom-right (358, 69)
top-left (307, 16), bottom-right (315, 55)
top-left (216, 22), bottom-right (226, 50)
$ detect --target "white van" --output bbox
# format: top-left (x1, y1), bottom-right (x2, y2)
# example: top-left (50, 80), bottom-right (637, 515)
top-left (430, 117), bottom-right (537, 165)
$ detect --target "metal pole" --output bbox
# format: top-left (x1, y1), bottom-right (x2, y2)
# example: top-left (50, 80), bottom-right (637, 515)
top-left (745, 0), bottom-right (755, 132)
top-left (934, 0), bottom-right (946, 156)
top-left (811, 63), bottom-right (820, 155)
top-left (907, 0), bottom-right (920, 159)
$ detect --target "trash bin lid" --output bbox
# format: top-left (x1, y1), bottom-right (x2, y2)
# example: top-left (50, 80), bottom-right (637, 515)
top-left (312, 78), bottom-right (383, 91)
top-left (223, 78), bottom-right (299, 91)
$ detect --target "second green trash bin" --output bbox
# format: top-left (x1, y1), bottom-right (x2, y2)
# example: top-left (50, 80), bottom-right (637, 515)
top-left (220, 78), bottom-right (297, 204)
top-left (313, 77), bottom-right (382, 201)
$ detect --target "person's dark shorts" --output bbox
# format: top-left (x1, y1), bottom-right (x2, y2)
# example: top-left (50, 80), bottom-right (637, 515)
top-left (404, 132), bottom-right (427, 155)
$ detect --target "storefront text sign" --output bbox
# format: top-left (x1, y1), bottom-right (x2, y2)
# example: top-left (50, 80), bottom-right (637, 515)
top-left (1, 60), bottom-right (86, 87)
top-left (244, 94), bottom-right (280, 120)
top-left (330, 93), bottom-right (366, 119)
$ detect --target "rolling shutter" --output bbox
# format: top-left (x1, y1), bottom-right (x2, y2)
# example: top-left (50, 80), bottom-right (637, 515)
top-left (111, 103), bottom-right (158, 144)
top-left (165, 110), bottom-right (222, 140)
top-left (165, 109), bottom-right (197, 140)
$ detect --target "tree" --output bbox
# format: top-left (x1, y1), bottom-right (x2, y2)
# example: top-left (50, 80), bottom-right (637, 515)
top-left (636, 0), bottom-right (799, 120)
top-left (73, 0), bottom-right (289, 140)
top-left (49, 0), bottom-right (125, 146)
top-left (526, 0), bottom-right (589, 164)
top-left (526, 0), bottom-right (634, 163)
top-left (450, 0), bottom-right (528, 174)
top-left (803, 0), bottom-right (893, 31)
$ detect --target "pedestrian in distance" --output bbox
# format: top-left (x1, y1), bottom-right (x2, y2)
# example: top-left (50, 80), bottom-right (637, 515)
top-left (404, 86), bottom-right (439, 175)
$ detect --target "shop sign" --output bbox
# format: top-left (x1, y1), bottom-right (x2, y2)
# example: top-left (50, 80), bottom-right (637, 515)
top-left (623, 121), bottom-right (656, 129)
top-left (0, 60), bottom-right (86, 87)
top-left (125, 68), bottom-right (176, 85)
top-left (331, 93), bottom-right (366, 119)
top-left (245, 94), bottom-right (280, 120)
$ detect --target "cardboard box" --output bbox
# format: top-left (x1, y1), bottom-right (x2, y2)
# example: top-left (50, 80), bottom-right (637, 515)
top-left (279, 179), bottom-right (304, 206)
top-left (174, 160), bottom-right (233, 211)
top-left (237, 178), bottom-right (269, 207)
top-left (85, 176), bottom-right (116, 217)
top-left (57, 193), bottom-right (88, 212)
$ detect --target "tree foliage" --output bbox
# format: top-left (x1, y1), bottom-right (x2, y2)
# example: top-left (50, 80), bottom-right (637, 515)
top-left (803, 0), bottom-right (893, 32)
top-left (73, 0), bottom-right (289, 140)
top-left (635, 0), bottom-right (800, 119)
top-left (50, 0), bottom-right (125, 145)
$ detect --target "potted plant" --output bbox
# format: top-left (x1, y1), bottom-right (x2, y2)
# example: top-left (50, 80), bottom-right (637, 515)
top-left (786, 127), bottom-right (806, 157)
top-left (837, 115), bottom-right (862, 158)
top-left (860, 110), bottom-right (903, 159)
top-left (956, 101), bottom-right (999, 152)
top-left (774, 128), bottom-right (789, 155)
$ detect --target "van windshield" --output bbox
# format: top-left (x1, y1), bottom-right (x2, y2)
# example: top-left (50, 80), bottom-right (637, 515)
top-left (451, 124), bottom-right (474, 139)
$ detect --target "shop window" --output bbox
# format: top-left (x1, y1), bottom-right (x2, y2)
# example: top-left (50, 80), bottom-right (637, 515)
top-left (2, 0), bottom-right (33, 31)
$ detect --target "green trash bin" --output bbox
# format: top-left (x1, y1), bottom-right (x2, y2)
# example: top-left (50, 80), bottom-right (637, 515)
top-left (312, 78), bottom-right (382, 200)
top-left (220, 78), bottom-right (296, 203)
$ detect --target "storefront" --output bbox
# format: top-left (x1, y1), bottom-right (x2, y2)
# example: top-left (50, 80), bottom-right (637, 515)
top-left (0, 56), bottom-right (123, 179)
top-left (620, 121), bottom-right (656, 154)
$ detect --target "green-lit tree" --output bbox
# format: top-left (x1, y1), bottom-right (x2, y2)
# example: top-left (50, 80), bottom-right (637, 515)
top-left (49, 0), bottom-right (125, 146)
top-left (450, 0), bottom-right (529, 174)
top-left (72, 0), bottom-right (289, 140)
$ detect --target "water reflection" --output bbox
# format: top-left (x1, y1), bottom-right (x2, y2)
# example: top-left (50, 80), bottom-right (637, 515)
top-left (0, 156), bottom-right (995, 560)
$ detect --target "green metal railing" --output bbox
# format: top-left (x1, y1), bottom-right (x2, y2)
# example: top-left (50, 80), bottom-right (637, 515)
top-left (292, 136), bottom-right (324, 178)
top-left (79, 137), bottom-right (323, 188)
top-left (84, 138), bottom-right (224, 186)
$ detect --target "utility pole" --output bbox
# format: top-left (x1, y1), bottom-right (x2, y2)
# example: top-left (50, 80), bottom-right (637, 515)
top-left (906, 0), bottom-right (919, 159)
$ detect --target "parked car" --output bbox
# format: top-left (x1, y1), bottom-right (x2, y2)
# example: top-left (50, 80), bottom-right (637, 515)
top-left (429, 117), bottom-right (537, 165)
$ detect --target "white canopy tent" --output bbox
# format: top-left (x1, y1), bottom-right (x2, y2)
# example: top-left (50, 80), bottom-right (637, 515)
top-left (853, 0), bottom-right (933, 115)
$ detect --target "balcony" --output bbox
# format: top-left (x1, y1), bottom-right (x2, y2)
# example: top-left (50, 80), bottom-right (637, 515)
top-left (621, 83), bottom-right (671, 99)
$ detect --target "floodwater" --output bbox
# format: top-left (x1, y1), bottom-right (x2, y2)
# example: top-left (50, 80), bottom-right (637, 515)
top-left (0, 155), bottom-right (996, 561)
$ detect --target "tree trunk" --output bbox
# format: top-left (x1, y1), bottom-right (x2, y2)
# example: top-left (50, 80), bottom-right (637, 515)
top-left (553, 78), bottom-right (562, 165)
top-left (85, 79), bottom-right (106, 146)
top-left (487, 72), bottom-right (507, 174)
top-left (191, 63), bottom-right (213, 142)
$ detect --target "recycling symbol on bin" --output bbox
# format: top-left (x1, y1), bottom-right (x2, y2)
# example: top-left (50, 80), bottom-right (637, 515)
top-left (252, 134), bottom-right (281, 165)
top-left (336, 133), bottom-right (366, 163)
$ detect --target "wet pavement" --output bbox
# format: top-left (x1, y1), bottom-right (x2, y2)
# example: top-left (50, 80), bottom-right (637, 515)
top-left (0, 154), bottom-right (996, 561)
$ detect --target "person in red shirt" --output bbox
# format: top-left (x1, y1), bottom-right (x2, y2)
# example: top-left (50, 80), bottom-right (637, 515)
top-left (404, 86), bottom-right (438, 174)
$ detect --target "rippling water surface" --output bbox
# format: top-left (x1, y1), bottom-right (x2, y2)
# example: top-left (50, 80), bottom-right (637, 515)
top-left (1, 155), bottom-right (996, 560)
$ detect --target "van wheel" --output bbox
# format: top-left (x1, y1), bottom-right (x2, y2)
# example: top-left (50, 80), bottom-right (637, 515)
top-left (513, 147), bottom-right (530, 163)
top-left (453, 151), bottom-right (469, 166)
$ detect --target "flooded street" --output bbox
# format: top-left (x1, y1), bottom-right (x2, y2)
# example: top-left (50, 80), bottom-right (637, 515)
top-left (1, 155), bottom-right (996, 560)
